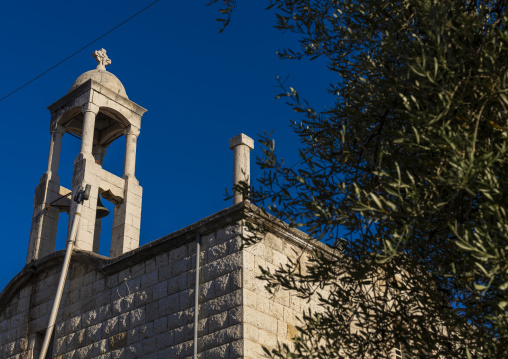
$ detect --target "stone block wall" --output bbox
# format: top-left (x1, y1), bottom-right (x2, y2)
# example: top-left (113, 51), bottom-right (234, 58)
top-left (242, 232), bottom-right (327, 358)
top-left (0, 224), bottom-right (245, 359)
top-left (110, 179), bottom-right (143, 258)
top-left (26, 175), bottom-right (66, 263)
top-left (0, 204), bottom-right (330, 359)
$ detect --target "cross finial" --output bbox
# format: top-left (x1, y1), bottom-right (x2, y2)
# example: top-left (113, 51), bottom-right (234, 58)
top-left (93, 48), bottom-right (111, 71)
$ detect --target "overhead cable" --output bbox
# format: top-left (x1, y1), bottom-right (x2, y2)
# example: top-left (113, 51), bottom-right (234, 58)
top-left (0, 0), bottom-right (161, 104)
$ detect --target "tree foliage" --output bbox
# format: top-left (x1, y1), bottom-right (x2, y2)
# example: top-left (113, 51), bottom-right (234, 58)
top-left (213, 0), bottom-right (508, 357)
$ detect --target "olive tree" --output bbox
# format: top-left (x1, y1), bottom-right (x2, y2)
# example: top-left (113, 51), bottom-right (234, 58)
top-left (213, 0), bottom-right (508, 357)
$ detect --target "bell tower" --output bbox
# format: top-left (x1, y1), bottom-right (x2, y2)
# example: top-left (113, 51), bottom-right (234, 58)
top-left (27, 49), bottom-right (147, 263)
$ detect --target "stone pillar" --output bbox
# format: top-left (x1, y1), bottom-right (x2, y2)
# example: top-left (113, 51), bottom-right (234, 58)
top-left (229, 133), bottom-right (254, 205)
top-left (26, 177), bottom-right (62, 263)
top-left (123, 125), bottom-right (140, 180)
top-left (26, 125), bottom-right (66, 263)
top-left (67, 102), bottom-right (103, 251)
top-left (68, 157), bottom-right (101, 252)
top-left (111, 125), bottom-right (142, 257)
top-left (46, 123), bottom-right (65, 180)
top-left (69, 105), bottom-right (101, 252)
top-left (92, 145), bottom-right (107, 253)
top-left (93, 145), bottom-right (107, 165)
top-left (111, 180), bottom-right (142, 257)
top-left (80, 103), bottom-right (99, 156)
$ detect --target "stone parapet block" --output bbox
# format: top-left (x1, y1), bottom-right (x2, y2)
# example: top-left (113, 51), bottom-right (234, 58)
top-left (99, 169), bottom-right (125, 204)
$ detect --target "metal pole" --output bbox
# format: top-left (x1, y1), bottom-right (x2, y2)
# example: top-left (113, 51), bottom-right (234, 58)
top-left (39, 185), bottom-right (89, 359)
top-left (193, 232), bottom-right (201, 358)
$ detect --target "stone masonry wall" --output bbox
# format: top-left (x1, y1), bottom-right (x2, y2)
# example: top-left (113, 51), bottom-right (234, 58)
top-left (0, 223), bottom-right (244, 359)
top-left (1, 203), bottom-right (332, 359)
top-left (242, 232), bottom-right (329, 359)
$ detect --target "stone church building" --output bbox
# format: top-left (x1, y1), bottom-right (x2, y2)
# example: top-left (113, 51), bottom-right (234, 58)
top-left (0, 50), bottom-right (333, 359)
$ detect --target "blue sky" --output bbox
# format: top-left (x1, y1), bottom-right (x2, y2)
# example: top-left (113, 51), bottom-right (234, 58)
top-left (0, 1), bottom-right (333, 290)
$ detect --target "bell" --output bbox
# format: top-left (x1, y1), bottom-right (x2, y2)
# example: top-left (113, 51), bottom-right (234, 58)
top-left (96, 195), bottom-right (110, 219)
top-left (51, 193), bottom-right (109, 218)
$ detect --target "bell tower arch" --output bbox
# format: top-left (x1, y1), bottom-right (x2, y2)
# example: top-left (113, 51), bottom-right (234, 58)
top-left (27, 49), bottom-right (147, 263)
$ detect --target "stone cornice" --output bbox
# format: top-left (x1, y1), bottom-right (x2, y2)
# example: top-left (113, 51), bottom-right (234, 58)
top-left (47, 79), bottom-right (147, 117)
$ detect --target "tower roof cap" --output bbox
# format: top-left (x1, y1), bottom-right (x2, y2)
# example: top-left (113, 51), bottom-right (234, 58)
top-left (68, 49), bottom-right (128, 98)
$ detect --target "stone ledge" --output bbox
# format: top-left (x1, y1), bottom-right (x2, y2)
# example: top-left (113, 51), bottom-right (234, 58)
top-left (48, 79), bottom-right (146, 117)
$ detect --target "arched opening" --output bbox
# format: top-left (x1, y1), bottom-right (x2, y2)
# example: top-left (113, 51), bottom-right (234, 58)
top-left (94, 195), bottom-right (116, 257)
top-left (52, 128), bottom-right (80, 253)
top-left (100, 135), bottom-right (125, 179)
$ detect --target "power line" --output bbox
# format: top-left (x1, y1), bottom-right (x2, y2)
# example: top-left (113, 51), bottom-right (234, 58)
top-left (0, 0), bottom-right (161, 104)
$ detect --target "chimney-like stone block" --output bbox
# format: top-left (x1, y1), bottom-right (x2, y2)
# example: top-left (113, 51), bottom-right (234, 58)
top-left (229, 133), bottom-right (254, 205)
